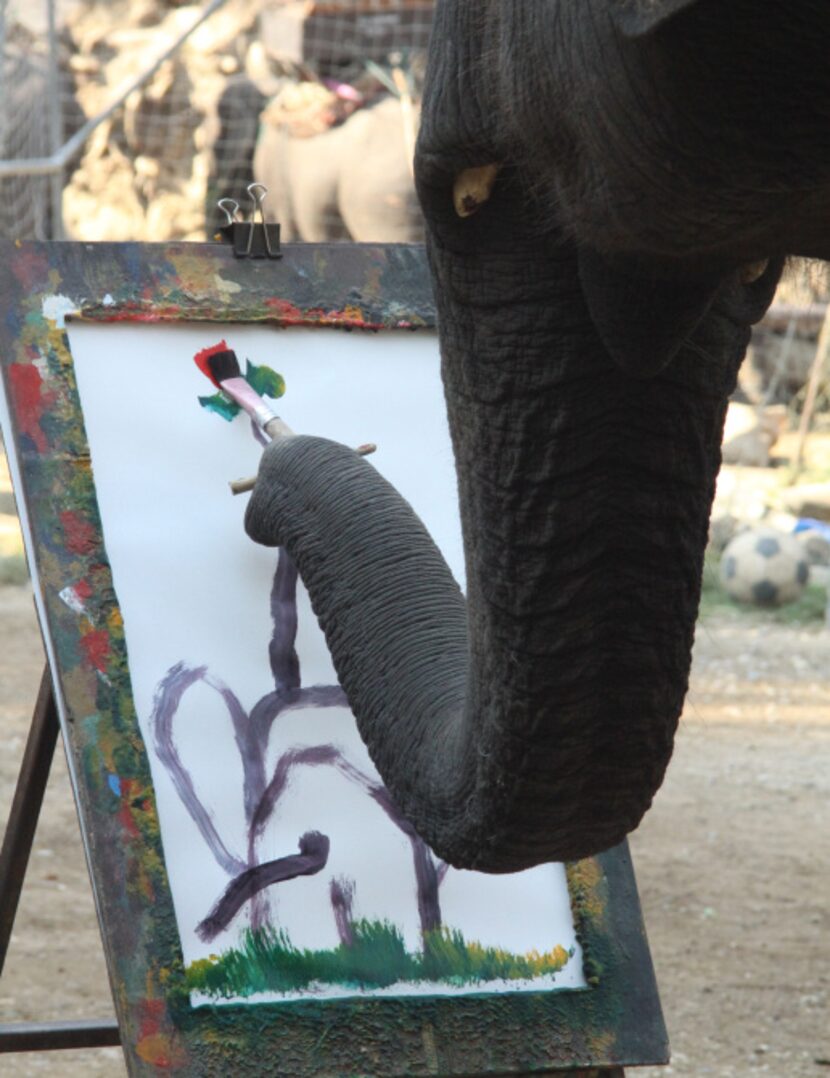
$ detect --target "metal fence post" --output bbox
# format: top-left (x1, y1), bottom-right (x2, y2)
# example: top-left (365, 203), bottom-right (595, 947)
top-left (0, 1), bottom-right (7, 165)
top-left (47, 0), bottom-right (64, 239)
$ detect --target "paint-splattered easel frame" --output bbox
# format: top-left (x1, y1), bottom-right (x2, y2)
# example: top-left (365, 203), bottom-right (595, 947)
top-left (0, 241), bottom-right (667, 1076)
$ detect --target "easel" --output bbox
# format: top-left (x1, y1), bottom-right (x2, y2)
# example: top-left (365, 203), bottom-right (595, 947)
top-left (0, 677), bottom-right (628, 1074)
top-left (0, 665), bottom-right (120, 1054)
top-left (0, 239), bottom-right (664, 1075)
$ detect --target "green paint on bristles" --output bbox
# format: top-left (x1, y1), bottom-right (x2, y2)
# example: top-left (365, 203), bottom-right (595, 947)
top-left (184, 919), bottom-right (573, 999)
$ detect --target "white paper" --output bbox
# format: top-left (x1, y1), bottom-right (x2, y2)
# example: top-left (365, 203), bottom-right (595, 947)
top-left (54, 321), bottom-right (585, 1003)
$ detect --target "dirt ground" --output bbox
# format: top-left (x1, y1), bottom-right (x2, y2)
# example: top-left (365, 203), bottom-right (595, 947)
top-left (0, 586), bottom-right (826, 1077)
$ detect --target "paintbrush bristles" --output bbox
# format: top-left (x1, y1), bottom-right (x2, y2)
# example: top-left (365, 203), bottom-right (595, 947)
top-left (204, 351), bottom-right (242, 385)
top-left (205, 350), bottom-right (242, 385)
top-left (194, 340), bottom-right (242, 389)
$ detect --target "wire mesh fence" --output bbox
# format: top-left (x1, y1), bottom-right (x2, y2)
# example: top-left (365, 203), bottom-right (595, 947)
top-left (261, 1), bottom-right (433, 80)
top-left (0, 0), bottom-right (69, 240)
top-left (0, 48), bottom-right (53, 241)
top-left (0, 0), bottom-right (434, 243)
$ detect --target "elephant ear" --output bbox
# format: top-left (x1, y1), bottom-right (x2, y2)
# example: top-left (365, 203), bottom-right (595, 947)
top-left (609, 0), bottom-right (703, 37)
top-left (577, 247), bottom-right (721, 378)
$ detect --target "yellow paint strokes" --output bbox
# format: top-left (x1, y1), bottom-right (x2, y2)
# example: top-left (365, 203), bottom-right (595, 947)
top-left (63, 665), bottom-right (99, 720)
top-left (365, 263), bottom-right (383, 298)
top-left (54, 342), bottom-right (76, 376)
top-left (66, 457), bottom-right (93, 480)
top-left (523, 945), bottom-right (571, 975)
top-left (107, 606), bottom-right (124, 633)
top-left (135, 1032), bottom-right (188, 1068)
top-left (45, 326), bottom-right (69, 367)
top-left (167, 250), bottom-right (218, 297)
top-left (139, 800), bottom-right (164, 847)
top-left (39, 548), bottom-right (65, 591)
top-left (586, 1029), bottom-right (617, 1060)
top-left (567, 858), bottom-right (607, 925)
top-left (421, 1024), bottom-right (439, 1074)
top-left (186, 956), bottom-right (217, 983)
top-left (213, 273), bottom-right (242, 296)
top-left (201, 1022), bottom-right (230, 1049)
top-left (137, 860), bottom-right (156, 903)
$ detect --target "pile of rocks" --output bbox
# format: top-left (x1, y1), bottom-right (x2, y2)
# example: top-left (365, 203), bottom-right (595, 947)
top-left (721, 401), bottom-right (788, 468)
top-left (61, 0), bottom-right (267, 241)
top-left (57, 0), bottom-right (434, 242)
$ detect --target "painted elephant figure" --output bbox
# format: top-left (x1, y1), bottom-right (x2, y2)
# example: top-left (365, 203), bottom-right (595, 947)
top-left (245, 0), bottom-right (830, 872)
top-left (253, 95), bottom-right (422, 242)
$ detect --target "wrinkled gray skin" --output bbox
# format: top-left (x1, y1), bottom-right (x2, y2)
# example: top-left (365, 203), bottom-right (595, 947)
top-left (246, 0), bottom-right (830, 872)
top-left (253, 95), bottom-right (422, 242)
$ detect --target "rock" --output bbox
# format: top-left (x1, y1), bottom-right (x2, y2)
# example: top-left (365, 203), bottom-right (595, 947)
top-left (123, 59), bottom-right (196, 161)
top-left (801, 535), bottom-right (830, 567)
top-left (721, 403), bottom-right (788, 468)
top-left (260, 0), bottom-right (434, 77)
top-left (780, 484), bottom-right (830, 523)
top-left (796, 528), bottom-right (830, 566)
top-left (61, 0), bottom-right (264, 243)
top-left (19, 0), bottom-right (429, 244)
top-left (748, 328), bottom-right (818, 402)
top-left (709, 513), bottom-right (742, 554)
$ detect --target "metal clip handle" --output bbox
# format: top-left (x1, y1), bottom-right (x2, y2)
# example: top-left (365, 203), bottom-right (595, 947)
top-left (215, 184), bottom-right (282, 259)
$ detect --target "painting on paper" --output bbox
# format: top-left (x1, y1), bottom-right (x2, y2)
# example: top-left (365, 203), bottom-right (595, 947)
top-left (61, 321), bottom-right (585, 1006)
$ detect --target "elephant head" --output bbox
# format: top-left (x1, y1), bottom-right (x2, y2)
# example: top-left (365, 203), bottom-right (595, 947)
top-left (246, 0), bottom-right (830, 872)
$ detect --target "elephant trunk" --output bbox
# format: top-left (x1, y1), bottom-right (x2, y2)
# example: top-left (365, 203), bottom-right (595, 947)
top-left (245, 221), bottom-right (772, 871)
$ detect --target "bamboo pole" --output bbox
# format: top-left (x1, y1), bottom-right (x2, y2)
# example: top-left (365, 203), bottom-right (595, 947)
top-left (793, 304), bottom-right (830, 475)
top-left (391, 65), bottom-right (416, 179)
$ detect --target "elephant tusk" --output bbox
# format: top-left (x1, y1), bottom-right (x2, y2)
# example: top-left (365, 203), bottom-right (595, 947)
top-left (453, 164), bottom-right (501, 217)
top-left (740, 259), bottom-right (770, 284)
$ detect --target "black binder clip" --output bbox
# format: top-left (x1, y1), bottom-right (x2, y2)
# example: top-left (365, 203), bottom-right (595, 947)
top-left (218, 183), bottom-right (282, 260)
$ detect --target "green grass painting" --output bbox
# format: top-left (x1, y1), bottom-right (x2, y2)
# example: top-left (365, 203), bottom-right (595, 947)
top-left (185, 919), bottom-right (573, 1000)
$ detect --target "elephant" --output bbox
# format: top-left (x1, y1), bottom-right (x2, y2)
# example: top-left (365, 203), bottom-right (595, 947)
top-left (253, 94), bottom-right (423, 242)
top-left (205, 76), bottom-right (268, 239)
top-left (244, 0), bottom-right (830, 873)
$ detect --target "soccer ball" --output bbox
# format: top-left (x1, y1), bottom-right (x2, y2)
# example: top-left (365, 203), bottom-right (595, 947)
top-left (720, 526), bottom-right (810, 607)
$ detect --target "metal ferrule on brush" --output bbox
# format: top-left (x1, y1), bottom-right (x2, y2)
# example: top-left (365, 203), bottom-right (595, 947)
top-left (219, 376), bottom-right (293, 440)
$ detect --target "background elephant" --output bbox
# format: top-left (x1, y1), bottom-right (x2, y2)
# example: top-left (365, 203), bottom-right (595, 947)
top-left (253, 94), bottom-right (423, 242)
top-left (245, 0), bottom-right (830, 871)
top-left (205, 75), bottom-right (269, 239)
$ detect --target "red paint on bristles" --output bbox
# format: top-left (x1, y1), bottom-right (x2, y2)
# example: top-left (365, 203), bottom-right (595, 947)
top-left (194, 339), bottom-right (232, 389)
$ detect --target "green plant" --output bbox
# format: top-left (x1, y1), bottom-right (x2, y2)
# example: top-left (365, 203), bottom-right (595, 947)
top-left (184, 920), bottom-right (573, 1000)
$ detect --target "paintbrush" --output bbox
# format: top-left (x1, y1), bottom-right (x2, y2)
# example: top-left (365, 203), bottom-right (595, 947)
top-left (195, 340), bottom-right (294, 442)
top-left (194, 340), bottom-right (376, 494)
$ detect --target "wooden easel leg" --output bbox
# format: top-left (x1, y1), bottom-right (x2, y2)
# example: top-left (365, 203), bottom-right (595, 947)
top-left (0, 664), bottom-right (59, 975)
top-left (0, 665), bottom-right (122, 1052)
